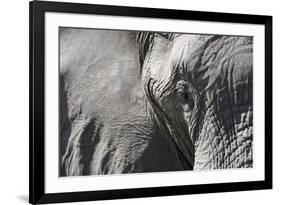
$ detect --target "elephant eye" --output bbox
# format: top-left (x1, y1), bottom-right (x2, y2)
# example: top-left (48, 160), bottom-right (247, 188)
top-left (175, 80), bottom-right (194, 110)
top-left (183, 91), bottom-right (194, 110)
top-left (183, 92), bottom-right (189, 102)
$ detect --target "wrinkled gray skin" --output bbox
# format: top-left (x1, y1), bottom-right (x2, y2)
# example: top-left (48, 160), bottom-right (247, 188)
top-left (140, 33), bottom-right (253, 169)
top-left (60, 29), bottom-right (189, 176)
top-left (60, 28), bottom-right (253, 176)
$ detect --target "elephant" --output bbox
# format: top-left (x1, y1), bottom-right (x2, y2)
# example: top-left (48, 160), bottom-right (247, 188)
top-left (59, 28), bottom-right (253, 176)
top-left (138, 32), bottom-right (253, 170)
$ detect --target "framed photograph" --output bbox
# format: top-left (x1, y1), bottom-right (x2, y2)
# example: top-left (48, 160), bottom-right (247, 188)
top-left (29, 0), bottom-right (272, 204)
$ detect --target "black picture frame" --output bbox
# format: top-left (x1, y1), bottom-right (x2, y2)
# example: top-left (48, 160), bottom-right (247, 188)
top-left (29, 0), bottom-right (272, 204)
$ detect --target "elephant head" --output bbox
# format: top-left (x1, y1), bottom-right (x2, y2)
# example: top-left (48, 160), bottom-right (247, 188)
top-left (60, 29), bottom-right (253, 176)
top-left (138, 32), bottom-right (253, 169)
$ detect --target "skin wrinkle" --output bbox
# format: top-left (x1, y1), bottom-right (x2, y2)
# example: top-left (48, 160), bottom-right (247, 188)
top-left (216, 58), bottom-right (237, 156)
top-left (142, 39), bottom-right (195, 167)
top-left (144, 35), bottom-right (199, 164)
top-left (144, 78), bottom-right (192, 169)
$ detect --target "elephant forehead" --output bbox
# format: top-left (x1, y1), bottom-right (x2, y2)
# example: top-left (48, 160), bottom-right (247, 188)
top-left (170, 35), bottom-right (252, 88)
top-left (170, 34), bottom-right (206, 61)
top-left (172, 34), bottom-right (202, 50)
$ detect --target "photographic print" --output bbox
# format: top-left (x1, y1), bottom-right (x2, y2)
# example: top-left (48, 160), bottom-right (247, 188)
top-left (59, 28), bottom-right (253, 177)
top-left (30, 1), bottom-right (272, 203)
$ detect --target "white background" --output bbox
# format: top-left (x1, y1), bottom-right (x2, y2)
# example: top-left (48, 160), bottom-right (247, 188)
top-left (0, 0), bottom-right (279, 204)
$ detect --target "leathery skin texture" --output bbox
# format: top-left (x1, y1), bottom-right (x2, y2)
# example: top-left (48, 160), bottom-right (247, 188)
top-left (60, 28), bottom-right (253, 176)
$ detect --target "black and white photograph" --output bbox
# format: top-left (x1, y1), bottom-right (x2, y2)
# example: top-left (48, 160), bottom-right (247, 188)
top-left (27, 1), bottom-right (273, 204)
top-left (59, 28), bottom-right (253, 176)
